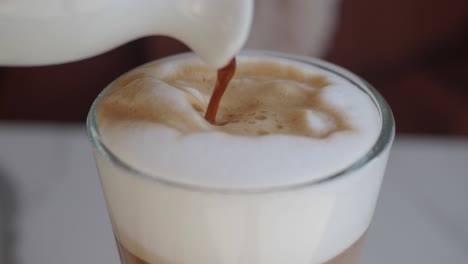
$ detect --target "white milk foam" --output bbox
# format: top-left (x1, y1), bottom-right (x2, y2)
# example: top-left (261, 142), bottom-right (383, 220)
top-left (95, 53), bottom-right (389, 263)
top-left (98, 54), bottom-right (380, 189)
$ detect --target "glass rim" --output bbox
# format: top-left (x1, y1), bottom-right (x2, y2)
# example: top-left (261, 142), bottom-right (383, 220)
top-left (87, 50), bottom-right (395, 194)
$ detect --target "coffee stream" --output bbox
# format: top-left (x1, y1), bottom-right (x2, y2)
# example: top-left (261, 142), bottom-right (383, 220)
top-left (204, 58), bottom-right (236, 124)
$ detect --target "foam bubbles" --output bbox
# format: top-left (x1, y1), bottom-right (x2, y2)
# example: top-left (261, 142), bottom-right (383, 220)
top-left (98, 54), bottom-right (381, 188)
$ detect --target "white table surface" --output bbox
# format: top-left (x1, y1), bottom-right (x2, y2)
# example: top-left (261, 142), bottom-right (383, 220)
top-left (0, 123), bottom-right (467, 264)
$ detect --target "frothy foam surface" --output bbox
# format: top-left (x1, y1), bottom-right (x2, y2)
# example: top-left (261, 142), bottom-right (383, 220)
top-left (97, 54), bottom-right (380, 189)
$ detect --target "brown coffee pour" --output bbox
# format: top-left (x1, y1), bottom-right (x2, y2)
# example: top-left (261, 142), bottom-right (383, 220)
top-left (205, 58), bottom-right (236, 124)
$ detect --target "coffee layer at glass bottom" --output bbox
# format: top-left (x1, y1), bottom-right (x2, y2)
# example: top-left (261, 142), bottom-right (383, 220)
top-left (116, 232), bottom-right (367, 264)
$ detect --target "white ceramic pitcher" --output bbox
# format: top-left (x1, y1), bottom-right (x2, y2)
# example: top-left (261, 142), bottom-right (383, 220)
top-left (0, 0), bottom-right (253, 67)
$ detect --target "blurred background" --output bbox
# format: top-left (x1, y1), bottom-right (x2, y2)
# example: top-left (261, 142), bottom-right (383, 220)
top-left (1, 0), bottom-right (468, 263)
top-left (1, 0), bottom-right (467, 135)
